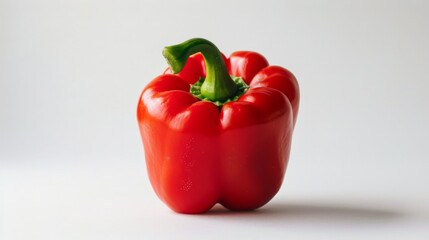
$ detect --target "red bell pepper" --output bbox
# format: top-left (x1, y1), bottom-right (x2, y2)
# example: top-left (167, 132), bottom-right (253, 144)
top-left (137, 38), bottom-right (299, 213)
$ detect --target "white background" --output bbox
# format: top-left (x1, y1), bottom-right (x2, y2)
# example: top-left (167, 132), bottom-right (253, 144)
top-left (1, 0), bottom-right (429, 239)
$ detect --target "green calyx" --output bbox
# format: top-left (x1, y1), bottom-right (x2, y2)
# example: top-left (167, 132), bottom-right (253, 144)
top-left (190, 76), bottom-right (249, 107)
top-left (163, 38), bottom-right (238, 102)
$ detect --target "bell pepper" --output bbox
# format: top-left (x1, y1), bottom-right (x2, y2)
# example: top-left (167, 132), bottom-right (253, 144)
top-left (137, 38), bottom-right (299, 214)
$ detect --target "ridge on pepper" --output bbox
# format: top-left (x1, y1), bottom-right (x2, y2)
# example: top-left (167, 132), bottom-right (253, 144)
top-left (137, 38), bottom-right (299, 214)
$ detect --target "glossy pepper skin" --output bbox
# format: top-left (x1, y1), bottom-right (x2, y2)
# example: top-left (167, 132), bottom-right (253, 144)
top-left (137, 38), bottom-right (299, 213)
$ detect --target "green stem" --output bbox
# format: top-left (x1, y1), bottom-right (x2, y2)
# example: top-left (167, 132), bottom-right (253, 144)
top-left (162, 38), bottom-right (237, 102)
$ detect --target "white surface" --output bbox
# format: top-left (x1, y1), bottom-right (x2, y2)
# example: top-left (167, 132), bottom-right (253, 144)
top-left (1, 159), bottom-right (428, 240)
top-left (1, 0), bottom-right (429, 239)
